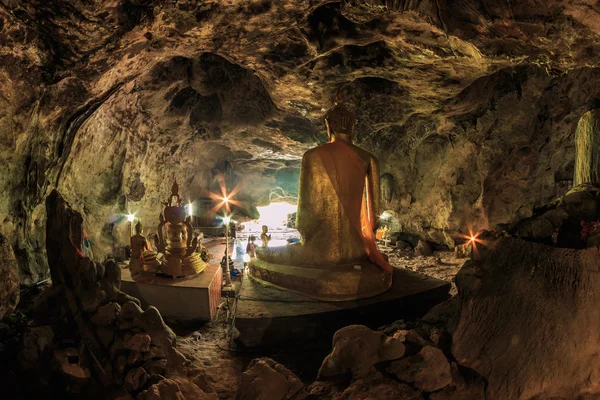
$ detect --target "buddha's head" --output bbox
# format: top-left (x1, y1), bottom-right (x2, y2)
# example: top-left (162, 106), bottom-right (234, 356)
top-left (262, 225), bottom-right (268, 233)
top-left (325, 103), bottom-right (356, 141)
top-left (135, 221), bottom-right (143, 235)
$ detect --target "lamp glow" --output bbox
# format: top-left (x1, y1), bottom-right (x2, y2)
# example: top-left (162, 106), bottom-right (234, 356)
top-left (470, 236), bottom-right (476, 242)
top-left (223, 196), bottom-right (229, 203)
top-left (127, 214), bottom-right (135, 222)
top-left (243, 253), bottom-right (251, 263)
top-left (187, 203), bottom-right (193, 216)
top-left (223, 216), bottom-right (231, 225)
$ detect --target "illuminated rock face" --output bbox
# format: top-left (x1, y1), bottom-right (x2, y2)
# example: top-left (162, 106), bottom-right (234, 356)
top-left (454, 237), bottom-right (600, 399)
top-left (2, 1), bottom-right (600, 280)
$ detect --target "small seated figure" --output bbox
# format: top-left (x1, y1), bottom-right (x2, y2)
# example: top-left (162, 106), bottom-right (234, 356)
top-left (128, 222), bottom-right (160, 274)
top-left (250, 103), bottom-right (392, 301)
top-left (260, 225), bottom-right (271, 247)
top-left (246, 236), bottom-right (257, 258)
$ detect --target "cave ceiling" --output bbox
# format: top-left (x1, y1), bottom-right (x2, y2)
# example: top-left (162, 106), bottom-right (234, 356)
top-left (2, 0), bottom-right (600, 280)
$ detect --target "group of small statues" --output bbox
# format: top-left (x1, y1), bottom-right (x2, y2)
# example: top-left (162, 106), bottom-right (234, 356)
top-left (128, 181), bottom-right (207, 278)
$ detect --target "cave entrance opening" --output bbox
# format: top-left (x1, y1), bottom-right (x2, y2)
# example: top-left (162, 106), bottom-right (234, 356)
top-left (240, 202), bottom-right (299, 246)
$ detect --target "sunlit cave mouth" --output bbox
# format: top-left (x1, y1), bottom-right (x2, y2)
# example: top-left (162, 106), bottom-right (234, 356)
top-left (240, 202), bottom-right (299, 245)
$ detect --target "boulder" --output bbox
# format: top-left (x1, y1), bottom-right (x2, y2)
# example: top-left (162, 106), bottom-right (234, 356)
top-left (318, 325), bottom-right (405, 379)
top-left (91, 302), bottom-right (121, 326)
top-left (137, 378), bottom-right (185, 400)
top-left (453, 237), bottom-right (600, 399)
top-left (173, 377), bottom-right (218, 400)
top-left (237, 357), bottom-right (305, 400)
top-left (415, 240), bottom-right (433, 256)
top-left (53, 347), bottom-right (91, 383)
top-left (0, 233), bottom-right (20, 320)
top-left (334, 372), bottom-right (421, 400)
top-left (387, 346), bottom-right (452, 392)
top-left (124, 367), bottom-right (149, 392)
top-left (124, 333), bottom-right (152, 352)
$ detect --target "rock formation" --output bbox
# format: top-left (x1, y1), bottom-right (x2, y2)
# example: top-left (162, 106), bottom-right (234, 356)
top-left (2, 1), bottom-right (600, 281)
top-left (5, 190), bottom-right (216, 399)
top-left (0, 233), bottom-right (19, 320)
top-left (574, 109), bottom-right (600, 186)
top-left (453, 236), bottom-right (600, 400)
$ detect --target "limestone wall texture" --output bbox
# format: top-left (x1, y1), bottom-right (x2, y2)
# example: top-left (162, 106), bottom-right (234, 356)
top-left (2, 0), bottom-right (600, 282)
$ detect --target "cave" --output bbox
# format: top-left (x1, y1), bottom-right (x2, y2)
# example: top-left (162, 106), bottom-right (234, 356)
top-left (3, 1), bottom-right (600, 399)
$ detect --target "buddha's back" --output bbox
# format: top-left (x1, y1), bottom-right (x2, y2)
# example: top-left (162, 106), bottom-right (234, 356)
top-left (297, 141), bottom-right (374, 265)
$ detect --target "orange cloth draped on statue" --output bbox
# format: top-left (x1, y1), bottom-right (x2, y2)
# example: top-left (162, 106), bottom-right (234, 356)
top-left (315, 140), bottom-right (392, 273)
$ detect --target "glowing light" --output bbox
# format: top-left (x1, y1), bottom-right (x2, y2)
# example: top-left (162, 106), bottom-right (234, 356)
top-left (208, 181), bottom-right (241, 214)
top-left (460, 227), bottom-right (486, 258)
top-left (256, 203), bottom-right (297, 228)
top-left (187, 203), bottom-right (193, 216)
top-left (127, 214), bottom-right (135, 222)
top-left (223, 216), bottom-right (231, 225)
top-left (243, 253), bottom-right (251, 263)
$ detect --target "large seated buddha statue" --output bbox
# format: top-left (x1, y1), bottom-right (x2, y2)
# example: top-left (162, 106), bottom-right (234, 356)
top-left (249, 103), bottom-right (392, 301)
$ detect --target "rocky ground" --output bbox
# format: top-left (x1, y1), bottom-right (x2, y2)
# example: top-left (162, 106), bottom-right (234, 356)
top-left (387, 250), bottom-right (466, 296)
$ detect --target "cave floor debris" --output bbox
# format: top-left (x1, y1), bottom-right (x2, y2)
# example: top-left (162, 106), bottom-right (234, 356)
top-left (385, 250), bottom-right (467, 296)
top-left (166, 243), bottom-right (465, 399)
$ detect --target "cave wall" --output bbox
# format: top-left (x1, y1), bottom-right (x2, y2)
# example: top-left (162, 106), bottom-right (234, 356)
top-left (1, 0), bottom-right (600, 282)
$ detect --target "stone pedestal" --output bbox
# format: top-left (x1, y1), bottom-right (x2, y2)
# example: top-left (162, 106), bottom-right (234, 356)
top-left (235, 268), bottom-right (450, 348)
top-left (121, 263), bottom-right (222, 321)
top-left (248, 258), bottom-right (392, 302)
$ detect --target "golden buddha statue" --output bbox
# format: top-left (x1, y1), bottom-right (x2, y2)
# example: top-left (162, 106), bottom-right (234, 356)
top-left (128, 221), bottom-right (160, 274)
top-left (250, 103), bottom-right (392, 301)
top-left (156, 181), bottom-right (207, 278)
top-left (260, 225), bottom-right (271, 247)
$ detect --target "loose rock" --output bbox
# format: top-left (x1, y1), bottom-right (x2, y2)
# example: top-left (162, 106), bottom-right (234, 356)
top-left (387, 346), bottom-right (452, 392)
top-left (318, 325), bottom-right (405, 379)
top-left (237, 357), bottom-right (305, 400)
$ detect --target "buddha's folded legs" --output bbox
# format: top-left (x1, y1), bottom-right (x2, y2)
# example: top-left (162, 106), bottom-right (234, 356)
top-left (256, 243), bottom-right (314, 266)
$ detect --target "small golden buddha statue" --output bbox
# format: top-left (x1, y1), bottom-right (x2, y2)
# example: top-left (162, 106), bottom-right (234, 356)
top-left (128, 221), bottom-right (160, 274)
top-left (156, 181), bottom-right (207, 278)
top-left (250, 103), bottom-right (392, 301)
top-left (260, 225), bottom-right (271, 247)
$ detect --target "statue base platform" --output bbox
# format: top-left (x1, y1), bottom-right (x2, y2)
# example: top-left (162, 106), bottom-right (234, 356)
top-left (235, 268), bottom-right (451, 348)
top-left (160, 252), bottom-right (207, 278)
top-left (248, 259), bottom-right (392, 302)
top-left (121, 263), bottom-right (222, 321)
